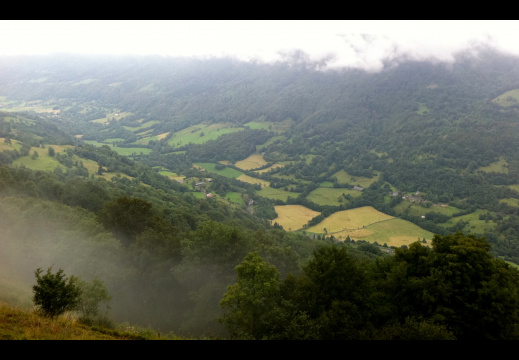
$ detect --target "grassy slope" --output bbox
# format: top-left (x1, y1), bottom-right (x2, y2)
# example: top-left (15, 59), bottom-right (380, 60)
top-left (0, 303), bottom-right (174, 340)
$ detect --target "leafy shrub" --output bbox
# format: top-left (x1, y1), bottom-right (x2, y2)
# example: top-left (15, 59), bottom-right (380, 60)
top-left (32, 267), bottom-right (82, 318)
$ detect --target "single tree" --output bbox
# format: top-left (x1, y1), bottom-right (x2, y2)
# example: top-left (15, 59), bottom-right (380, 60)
top-left (75, 277), bottom-right (112, 325)
top-left (32, 267), bottom-right (82, 318)
top-left (220, 252), bottom-right (281, 339)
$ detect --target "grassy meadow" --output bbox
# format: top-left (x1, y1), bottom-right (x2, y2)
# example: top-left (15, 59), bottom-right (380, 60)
top-left (305, 206), bottom-right (433, 247)
top-left (0, 138), bottom-right (22, 152)
top-left (253, 163), bottom-right (284, 174)
top-left (256, 187), bottom-right (299, 202)
top-left (332, 169), bottom-right (380, 188)
top-left (225, 191), bottom-right (244, 204)
top-left (236, 174), bottom-right (270, 188)
top-left (492, 89), bottom-right (519, 107)
top-left (244, 118), bottom-right (293, 133)
top-left (194, 162), bottom-right (244, 178)
top-left (167, 123), bottom-right (244, 148)
top-left (234, 154), bottom-right (269, 171)
top-left (393, 202), bottom-right (462, 217)
top-left (444, 209), bottom-right (498, 234)
top-left (477, 157), bottom-right (509, 174)
top-left (306, 187), bottom-right (361, 206)
top-left (271, 205), bottom-right (321, 231)
top-left (82, 140), bottom-right (152, 157)
top-left (12, 146), bottom-right (73, 172)
top-left (307, 206), bottom-right (394, 234)
top-left (91, 111), bottom-right (132, 124)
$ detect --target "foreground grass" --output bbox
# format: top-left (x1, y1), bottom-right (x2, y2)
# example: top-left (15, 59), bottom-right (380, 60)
top-left (0, 302), bottom-right (183, 340)
top-left (0, 303), bottom-right (139, 340)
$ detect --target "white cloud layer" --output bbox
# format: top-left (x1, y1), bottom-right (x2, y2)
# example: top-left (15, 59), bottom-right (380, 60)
top-left (1, 20), bottom-right (518, 71)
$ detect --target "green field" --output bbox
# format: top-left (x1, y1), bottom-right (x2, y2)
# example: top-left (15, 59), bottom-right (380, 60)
top-left (13, 152), bottom-right (66, 172)
top-left (363, 218), bottom-right (434, 247)
top-left (416, 102), bottom-right (431, 115)
top-left (499, 198), bottom-right (519, 207)
top-left (444, 209), bottom-right (498, 234)
top-left (332, 169), bottom-right (380, 188)
top-left (237, 174), bottom-right (270, 188)
top-left (306, 206), bottom-right (433, 248)
top-left (194, 162), bottom-right (244, 178)
top-left (136, 132), bottom-right (170, 145)
top-left (271, 205), bottom-right (321, 231)
top-left (0, 138), bottom-right (22, 152)
top-left (167, 123), bottom-right (244, 148)
top-left (257, 135), bottom-right (287, 151)
top-left (492, 89), bottom-right (519, 107)
top-left (0, 98), bottom-right (60, 114)
top-left (225, 191), bottom-right (244, 204)
top-left (257, 187), bottom-right (299, 202)
top-left (82, 140), bottom-right (152, 156)
top-left (244, 118), bottom-right (293, 133)
top-left (393, 202), bottom-right (462, 217)
top-left (477, 157), bottom-right (509, 174)
top-left (91, 111), bottom-right (132, 124)
top-left (123, 120), bottom-right (160, 132)
top-left (235, 154), bottom-right (269, 171)
top-left (306, 187), bottom-right (361, 206)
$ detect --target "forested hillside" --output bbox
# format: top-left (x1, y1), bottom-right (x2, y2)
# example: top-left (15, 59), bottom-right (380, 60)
top-left (3, 49), bottom-right (519, 339)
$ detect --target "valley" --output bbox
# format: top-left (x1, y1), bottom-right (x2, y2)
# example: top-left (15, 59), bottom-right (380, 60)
top-left (3, 50), bottom-right (519, 339)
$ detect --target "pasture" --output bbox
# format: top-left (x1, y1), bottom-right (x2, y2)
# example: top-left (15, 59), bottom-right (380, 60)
top-left (257, 187), bottom-right (299, 202)
top-left (12, 145), bottom-right (74, 172)
top-left (362, 218), bottom-right (434, 247)
top-left (236, 174), bottom-right (270, 188)
top-left (477, 157), bottom-right (509, 174)
top-left (393, 202), bottom-right (461, 217)
top-left (332, 169), bottom-right (380, 188)
top-left (306, 206), bottom-right (433, 247)
top-left (271, 205), bottom-right (321, 231)
top-left (194, 162), bottom-right (244, 178)
top-left (306, 206), bottom-right (394, 234)
top-left (492, 89), bottom-right (519, 107)
top-left (0, 99), bottom-right (60, 114)
top-left (137, 132), bottom-right (170, 145)
top-left (254, 163), bottom-right (284, 174)
top-left (444, 209), bottom-right (498, 234)
top-left (306, 187), bottom-right (360, 206)
top-left (0, 138), bottom-right (22, 152)
top-left (257, 135), bottom-right (287, 151)
top-left (235, 154), bottom-right (268, 171)
top-left (225, 191), bottom-right (244, 204)
top-left (244, 118), bottom-right (293, 133)
top-left (499, 198), bottom-right (519, 207)
top-left (91, 111), bottom-right (132, 124)
top-left (82, 140), bottom-right (152, 157)
top-left (167, 123), bottom-right (244, 148)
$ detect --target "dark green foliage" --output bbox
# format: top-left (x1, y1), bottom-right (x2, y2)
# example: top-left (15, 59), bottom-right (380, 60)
top-left (220, 252), bottom-right (281, 339)
top-left (96, 196), bottom-right (155, 247)
top-left (219, 233), bottom-right (519, 340)
top-left (32, 267), bottom-right (82, 318)
top-left (373, 232), bottom-right (519, 340)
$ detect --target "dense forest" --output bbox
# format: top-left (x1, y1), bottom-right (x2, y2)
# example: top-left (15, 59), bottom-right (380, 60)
top-left (3, 49), bottom-right (519, 339)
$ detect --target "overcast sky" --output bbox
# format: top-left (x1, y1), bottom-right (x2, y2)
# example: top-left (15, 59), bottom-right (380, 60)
top-left (1, 20), bottom-right (519, 71)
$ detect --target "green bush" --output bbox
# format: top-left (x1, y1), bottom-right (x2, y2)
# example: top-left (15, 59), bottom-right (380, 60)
top-left (32, 267), bottom-right (82, 318)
